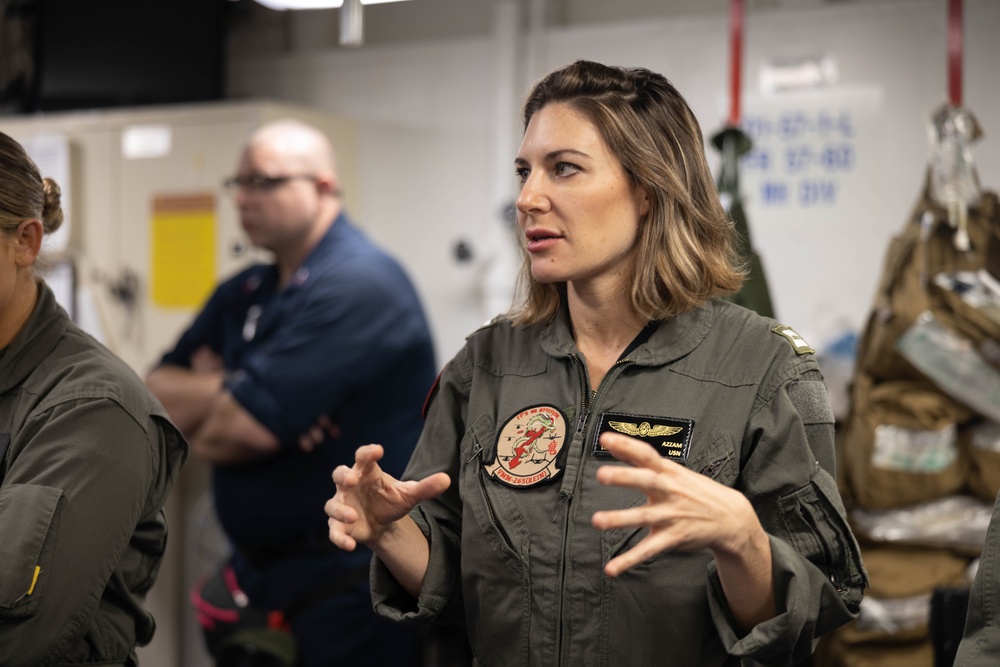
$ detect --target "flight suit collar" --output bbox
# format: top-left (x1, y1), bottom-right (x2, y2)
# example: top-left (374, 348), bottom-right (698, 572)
top-left (0, 281), bottom-right (67, 394)
top-left (538, 299), bottom-right (714, 367)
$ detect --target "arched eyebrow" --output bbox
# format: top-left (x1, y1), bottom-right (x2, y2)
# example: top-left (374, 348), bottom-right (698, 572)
top-left (514, 148), bottom-right (592, 166)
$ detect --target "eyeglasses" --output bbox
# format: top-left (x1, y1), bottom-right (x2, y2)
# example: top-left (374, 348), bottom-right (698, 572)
top-left (222, 174), bottom-right (318, 192)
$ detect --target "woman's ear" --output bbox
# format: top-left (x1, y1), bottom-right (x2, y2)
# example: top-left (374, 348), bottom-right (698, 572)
top-left (14, 218), bottom-right (43, 268)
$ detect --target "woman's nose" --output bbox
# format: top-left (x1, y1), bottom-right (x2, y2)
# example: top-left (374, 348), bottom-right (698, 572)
top-left (515, 172), bottom-right (550, 215)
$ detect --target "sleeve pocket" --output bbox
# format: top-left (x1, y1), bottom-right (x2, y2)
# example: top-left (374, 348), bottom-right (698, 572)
top-left (0, 483), bottom-right (63, 618)
top-left (777, 469), bottom-right (868, 611)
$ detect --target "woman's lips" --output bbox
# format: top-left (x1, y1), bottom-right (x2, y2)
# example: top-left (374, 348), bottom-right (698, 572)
top-left (525, 229), bottom-right (562, 253)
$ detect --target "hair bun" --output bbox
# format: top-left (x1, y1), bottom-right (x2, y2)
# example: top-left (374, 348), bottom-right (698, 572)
top-left (41, 177), bottom-right (65, 234)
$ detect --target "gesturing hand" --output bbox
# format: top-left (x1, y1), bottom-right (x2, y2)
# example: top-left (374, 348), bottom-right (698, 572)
top-left (325, 444), bottom-right (451, 552)
top-left (591, 432), bottom-right (764, 577)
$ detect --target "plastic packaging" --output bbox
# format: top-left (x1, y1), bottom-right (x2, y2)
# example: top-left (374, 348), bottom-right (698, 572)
top-left (896, 312), bottom-right (1000, 423)
top-left (851, 495), bottom-right (993, 551)
top-left (971, 421), bottom-right (1000, 454)
top-left (856, 594), bottom-right (931, 634)
top-left (871, 423), bottom-right (957, 473)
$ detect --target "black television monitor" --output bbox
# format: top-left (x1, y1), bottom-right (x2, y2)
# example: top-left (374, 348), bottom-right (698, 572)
top-left (30, 0), bottom-right (228, 112)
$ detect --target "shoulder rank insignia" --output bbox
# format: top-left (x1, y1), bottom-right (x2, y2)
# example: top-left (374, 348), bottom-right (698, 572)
top-left (771, 325), bottom-right (815, 355)
top-left (484, 405), bottom-right (568, 487)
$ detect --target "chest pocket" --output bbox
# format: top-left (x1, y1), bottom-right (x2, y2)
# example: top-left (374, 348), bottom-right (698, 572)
top-left (0, 397), bottom-right (66, 619)
top-left (0, 483), bottom-right (64, 618)
top-left (461, 414), bottom-right (527, 562)
top-left (687, 431), bottom-right (739, 488)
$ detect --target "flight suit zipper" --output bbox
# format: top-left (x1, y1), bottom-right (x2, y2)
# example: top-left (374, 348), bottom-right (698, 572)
top-left (555, 354), bottom-right (590, 666)
top-left (557, 354), bottom-right (630, 667)
top-left (575, 356), bottom-right (591, 437)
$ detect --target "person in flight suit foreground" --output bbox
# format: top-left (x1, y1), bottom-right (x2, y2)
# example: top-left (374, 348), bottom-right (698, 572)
top-left (0, 132), bottom-right (187, 666)
top-left (327, 60), bottom-right (868, 666)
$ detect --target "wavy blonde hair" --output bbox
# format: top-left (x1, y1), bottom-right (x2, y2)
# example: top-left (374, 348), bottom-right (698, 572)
top-left (509, 61), bottom-right (744, 326)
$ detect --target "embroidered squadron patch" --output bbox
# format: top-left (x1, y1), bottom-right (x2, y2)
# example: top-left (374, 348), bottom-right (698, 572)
top-left (484, 405), bottom-right (568, 487)
top-left (593, 412), bottom-right (694, 463)
top-left (771, 325), bottom-right (815, 355)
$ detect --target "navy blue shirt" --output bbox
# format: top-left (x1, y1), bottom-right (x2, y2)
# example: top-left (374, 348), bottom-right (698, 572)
top-left (161, 213), bottom-right (436, 552)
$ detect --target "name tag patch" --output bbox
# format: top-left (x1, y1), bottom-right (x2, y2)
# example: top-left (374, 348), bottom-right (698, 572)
top-left (593, 412), bottom-right (694, 463)
top-left (484, 404), bottom-right (568, 488)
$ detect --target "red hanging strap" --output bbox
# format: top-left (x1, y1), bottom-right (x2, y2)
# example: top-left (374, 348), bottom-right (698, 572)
top-left (728, 0), bottom-right (744, 125)
top-left (948, 0), bottom-right (962, 106)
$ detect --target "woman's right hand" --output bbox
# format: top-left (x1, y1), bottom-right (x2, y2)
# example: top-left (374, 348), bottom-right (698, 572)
top-left (326, 443), bottom-right (451, 552)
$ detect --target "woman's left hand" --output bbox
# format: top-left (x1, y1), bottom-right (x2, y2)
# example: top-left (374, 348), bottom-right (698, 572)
top-left (591, 431), bottom-right (764, 577)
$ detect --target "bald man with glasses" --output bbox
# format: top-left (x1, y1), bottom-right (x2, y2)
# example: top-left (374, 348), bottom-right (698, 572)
top-left (147, 119), bottom-right (435, 666)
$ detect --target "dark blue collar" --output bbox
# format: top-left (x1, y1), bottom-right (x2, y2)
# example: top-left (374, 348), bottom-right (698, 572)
top-left (279, 211), bottom-right (355, 290)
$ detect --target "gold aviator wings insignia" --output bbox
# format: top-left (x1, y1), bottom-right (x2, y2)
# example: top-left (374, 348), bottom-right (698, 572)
top-left (608, 421), bottom-right (683, 438)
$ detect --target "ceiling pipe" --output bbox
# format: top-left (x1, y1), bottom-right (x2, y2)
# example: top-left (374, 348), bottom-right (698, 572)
top-left (339, 0), bottom-right (364, 47)
top-left (948, 0), bottom-right (962, 106)
top-left (526, 0), bottom-right (547, 83)
top-left (479, 0), bottom-right (522, 319)
top-left (728, 0), bottom-right (744, 126)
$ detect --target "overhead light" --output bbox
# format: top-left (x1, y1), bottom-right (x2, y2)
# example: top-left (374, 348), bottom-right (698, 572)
top-left (254, 0), bottom-right (410, 9)
top-left (759, 56), bottom-right (838, 94)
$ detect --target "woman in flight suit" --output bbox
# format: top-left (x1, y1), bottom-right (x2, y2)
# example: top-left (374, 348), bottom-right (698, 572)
top-left (0, 131), bottom-right (187, 666)
top-left (326, 60), bottom-right (867, 666)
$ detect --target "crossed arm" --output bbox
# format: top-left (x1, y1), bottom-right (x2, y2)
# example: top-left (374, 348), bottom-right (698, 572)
top-left (145, 347), bottom-right (280, 465)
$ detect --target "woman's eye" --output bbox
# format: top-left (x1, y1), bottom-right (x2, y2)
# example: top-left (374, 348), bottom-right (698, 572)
top-left (554, 162), bottom-right (580, 177)
top-left (515, 167), bottom-right (530, 185)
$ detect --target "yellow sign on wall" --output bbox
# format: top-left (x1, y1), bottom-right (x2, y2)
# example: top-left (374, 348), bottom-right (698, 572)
top-left (151, 194), bottom-right (216, 308)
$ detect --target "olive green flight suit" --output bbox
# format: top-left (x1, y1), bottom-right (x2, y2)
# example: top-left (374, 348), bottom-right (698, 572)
top-left (0, 282), bottom-right (187, 666)
top-left (372, 299), bottom-right (866, 666)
